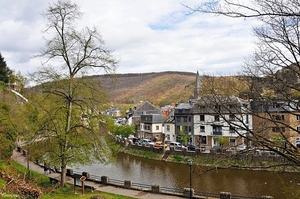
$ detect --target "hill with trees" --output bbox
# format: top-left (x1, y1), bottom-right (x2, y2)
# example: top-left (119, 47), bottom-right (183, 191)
top-left (90, 71), bottom-right (197, 107)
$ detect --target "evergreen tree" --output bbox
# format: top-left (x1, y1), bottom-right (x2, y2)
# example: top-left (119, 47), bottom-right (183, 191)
top-left (0, 53), bottom-right (12, 84)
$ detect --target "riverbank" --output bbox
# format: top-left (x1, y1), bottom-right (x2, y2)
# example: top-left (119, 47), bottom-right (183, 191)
top-left (121, 145), bottom-right (300, 173)
top-left (11, 150), bottom-right (189, 199)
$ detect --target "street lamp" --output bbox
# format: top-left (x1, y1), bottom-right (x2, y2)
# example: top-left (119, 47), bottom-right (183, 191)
top-left (188, 159), bottom-right (193, 199)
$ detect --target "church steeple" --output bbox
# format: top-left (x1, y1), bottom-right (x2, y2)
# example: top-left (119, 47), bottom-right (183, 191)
top-left (194, 71), bottom-right (201, 99)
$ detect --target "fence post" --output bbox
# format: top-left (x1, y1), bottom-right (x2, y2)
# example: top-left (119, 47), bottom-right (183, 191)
top-left (101, 176), bottom-right (109, 184)
top-left (151, 185), bottom-right (160, 193)
top-left (124, 180), bottom-right (132, 188)
top-left (183, 188), bottom-right (194, 198)
top-left (220, 192), bottom-right (231, 199)
top-left (66, 168), bottom-right (73, 176)
top-left (82, 172), bottom-right (90, 179)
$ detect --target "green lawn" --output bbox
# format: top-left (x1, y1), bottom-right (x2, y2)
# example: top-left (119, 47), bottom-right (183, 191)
top-left (0, 160), bottom-right (136, 199)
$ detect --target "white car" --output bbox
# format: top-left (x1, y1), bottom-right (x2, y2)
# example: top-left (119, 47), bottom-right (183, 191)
top-left (141, 139), bottom-right (154, 146)
top-left (237, 145), bottom-right (247, 151)
top-left (169, 142), bottom-right (182, 150)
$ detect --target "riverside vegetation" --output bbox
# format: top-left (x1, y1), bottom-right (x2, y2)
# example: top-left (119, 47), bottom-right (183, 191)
top-left (0, 159), bottom-right (136, 199)
top-left (122, 146), bottom-right (300, 173)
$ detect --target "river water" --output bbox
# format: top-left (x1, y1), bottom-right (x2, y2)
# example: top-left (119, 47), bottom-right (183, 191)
top-left (75, 153), bottom-right (300, 198)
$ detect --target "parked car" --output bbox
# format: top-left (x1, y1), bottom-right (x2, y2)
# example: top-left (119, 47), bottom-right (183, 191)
top-left (142, 139), bottom-right (154, 146)
top-left (154, 141), bottom-right (167, 149)
top-left (130, 137), bottom-right (141, 144)
top-left (169, 142), bottom-right (182, 150)
top-left (237, 145), bottom-right (247, 151)
top-left (212, 145), bottom-right (226, 153)
top-left (187, 144), bottom-right (199, 151)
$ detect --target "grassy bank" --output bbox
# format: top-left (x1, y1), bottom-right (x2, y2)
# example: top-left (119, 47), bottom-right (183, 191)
top-left (0, 159), bottom-right (136, 199)
top-left (122, 147), bottom-right (300, 173)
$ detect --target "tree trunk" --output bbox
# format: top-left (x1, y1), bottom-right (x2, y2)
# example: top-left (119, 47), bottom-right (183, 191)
top-left (60, 158), bottom-right (67, 187)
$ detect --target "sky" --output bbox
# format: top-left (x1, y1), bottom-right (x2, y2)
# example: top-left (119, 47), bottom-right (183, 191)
top-left (0, 0), bottom-right (257, 81)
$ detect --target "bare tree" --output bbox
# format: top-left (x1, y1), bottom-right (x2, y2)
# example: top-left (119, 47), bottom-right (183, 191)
top-left (26, 0), bottom-right (118, 187)
top-left (184, 0), bottom-right (300, 166)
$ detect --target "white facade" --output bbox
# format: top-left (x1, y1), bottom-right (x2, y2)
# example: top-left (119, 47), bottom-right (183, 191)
top-left (162, 123), bottom-right (176, 142)
top-left (191, 95), bottom-right (253, 148)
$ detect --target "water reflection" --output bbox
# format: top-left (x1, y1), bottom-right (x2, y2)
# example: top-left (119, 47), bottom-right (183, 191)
top-left (76, 153), bottom-right (300, 198)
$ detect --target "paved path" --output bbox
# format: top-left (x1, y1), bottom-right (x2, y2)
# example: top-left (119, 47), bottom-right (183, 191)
top-left (11, 150), bottom-right (186, 199)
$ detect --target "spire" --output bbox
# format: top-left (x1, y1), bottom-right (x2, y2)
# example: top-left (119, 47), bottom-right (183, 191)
top-left (194, 71), bottom-right (201, 98)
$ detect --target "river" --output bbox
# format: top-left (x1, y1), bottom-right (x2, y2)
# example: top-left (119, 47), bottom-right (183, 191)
top-left (75, 153), bottom-right (300, 198)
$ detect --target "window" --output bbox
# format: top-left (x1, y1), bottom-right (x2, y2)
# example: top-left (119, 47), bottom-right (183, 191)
top-left (229, 138), bottom-right (236, 145)
top-left (199, 136), bottom-right (207, 144)
top-left (167, 134), bottom-right (170, 141)
top-left (272, 103), bottom-right (281, 108)
top-left (297, 126), bottom-right (300, 132)
top-left (296, 137), bottom-right (300, 148)
top-left (213, 125), bottom-right (222, 135)
top-left (245, 115), bottom-right (249, 124)
top-left (188, 117), bottom-right (192, 122)
top-left (200, 126), bottom-right (205, 132)
top-left (188, 126), bottom-right (192, 132)
top-left (184, 117), bottom-right (187, 122)
top-left (272, 127), bottom-right (285, 133)
top-left (140, 124), bottom-right (143, 130)
top-left (229, 114), bottom-right (235, 121)
top-left (271, 115), bottom-right (285, 121)
top-left (296, 115), bottom-right (300, 121)
top-left (200, 115), bottom-right (205, 121)
top-left (166, 125), bottom-right (170, 132)
top-left (229, 126), bottom-right (236, 134)
top-left (200, 106), bottom-right (205, 109)
top-left (156, 125), bottom-right (159, 130)
top-left (176, 117), bottom-right (181, 122)
top-left (215, 115), bottom-right (220, 122)
top-left (184, 126), bottom-right (188, 132)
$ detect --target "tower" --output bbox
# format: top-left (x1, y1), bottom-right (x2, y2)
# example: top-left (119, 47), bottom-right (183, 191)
top-left (194, 71), bottom-right (201, 99)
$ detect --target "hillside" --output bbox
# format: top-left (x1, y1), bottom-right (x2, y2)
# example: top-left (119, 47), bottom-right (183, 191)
top-left (92, 71), bottom-right (197, 106)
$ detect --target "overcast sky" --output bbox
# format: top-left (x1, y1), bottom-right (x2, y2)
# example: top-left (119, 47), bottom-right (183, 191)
top-left (0, 0), bottom-right (257, 80)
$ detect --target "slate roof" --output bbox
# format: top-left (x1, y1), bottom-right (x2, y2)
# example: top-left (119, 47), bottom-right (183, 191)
top-left (133, 101), bottom-right (161, 116)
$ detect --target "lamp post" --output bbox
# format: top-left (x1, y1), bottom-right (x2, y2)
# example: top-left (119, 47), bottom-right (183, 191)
top-left (188, 159), bottom-right (193, 199)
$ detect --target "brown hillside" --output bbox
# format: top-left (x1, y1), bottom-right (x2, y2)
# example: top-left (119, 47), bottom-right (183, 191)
top-left (93, 71), bottom-right (197, 106)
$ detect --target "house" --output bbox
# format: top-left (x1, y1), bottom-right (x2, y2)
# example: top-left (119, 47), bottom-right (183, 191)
top-left (132, 101), bottom-right (161, 137)
top-left (162, 110), bottom-right (176, 143)
top-left (140, 114), bottom-right (164, 140)
top-left (251, 99), bottom-right (300, 148)
top-left (104, 107), bottom-right (121, 117)
top-left (192, 95), bottom-right (252, 149)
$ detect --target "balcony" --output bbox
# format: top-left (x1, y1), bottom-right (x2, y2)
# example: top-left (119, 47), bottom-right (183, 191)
top-left (212, 131), bottom-right (222, 136)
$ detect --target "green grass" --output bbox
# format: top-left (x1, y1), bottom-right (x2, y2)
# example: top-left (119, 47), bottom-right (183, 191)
top-left (40, 185), bottom-right (137, 199)
top-left (0, 160), bottom-right (136, 199)
top-left (125, 148), bottom-right (162, 160)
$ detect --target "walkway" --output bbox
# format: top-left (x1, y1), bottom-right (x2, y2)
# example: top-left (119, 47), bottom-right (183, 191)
top-left (11, 150), bottom-right (187, 199)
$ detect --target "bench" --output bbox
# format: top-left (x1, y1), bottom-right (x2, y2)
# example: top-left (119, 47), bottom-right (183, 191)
top-left (49, 177), bottom-right (59, 184)
top-left (85, 185), bottom-right (95, 192)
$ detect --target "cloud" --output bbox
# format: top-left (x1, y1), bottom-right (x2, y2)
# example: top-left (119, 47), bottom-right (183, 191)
top-left (0, 0), bottom-right (257, 83)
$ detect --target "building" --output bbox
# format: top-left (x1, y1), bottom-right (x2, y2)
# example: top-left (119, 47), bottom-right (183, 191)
top-left (132, 101), bottom-right (161, 137)
top-left (140, 114), bottom-right (164, 140)
top-left (251, 99), bottom-right (300, 148)
top-left (192, 95), bottom-right (252, 149)
top-left (162, 110), bottom-right (176, 143)
top-left (173, 71), bottom-right (252, 149)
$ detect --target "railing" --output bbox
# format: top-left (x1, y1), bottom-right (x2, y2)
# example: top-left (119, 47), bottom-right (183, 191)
top-left (212, 131), bottom-right (222, 136)
top-left (70, 169), bottom-right (270, 199)
top-left (160, 186), bottom-right (185, 194)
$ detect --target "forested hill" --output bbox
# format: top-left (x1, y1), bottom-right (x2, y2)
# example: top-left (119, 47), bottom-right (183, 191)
top-left (93, 71), bottom-right (197, 106)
